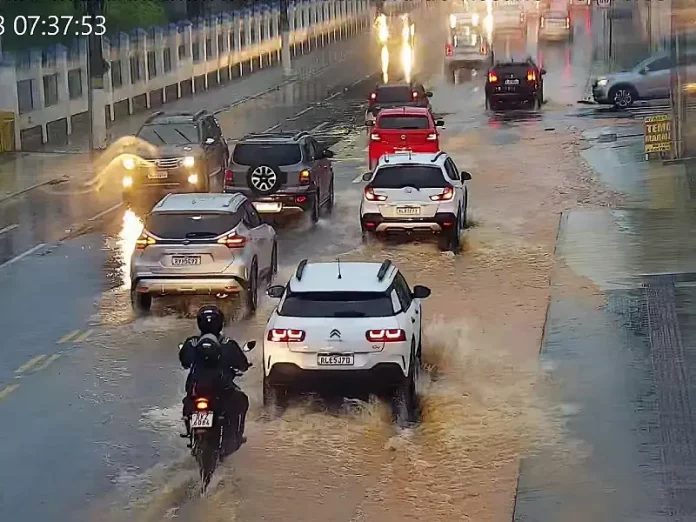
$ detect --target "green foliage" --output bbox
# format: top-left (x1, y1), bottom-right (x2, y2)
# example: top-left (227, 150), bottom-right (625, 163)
top-left (105, 0), bottom-right (166, 34)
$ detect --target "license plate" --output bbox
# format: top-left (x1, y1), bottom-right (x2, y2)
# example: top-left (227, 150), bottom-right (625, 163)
top-left (172, 256), bottom-right (201, 266)
top-left (148, 171), bottom-right (168, 179)
top-left (317, 354), bottom-right (354, 366)
top-left (397, 206), bottom-right (420, 216)
top-left (253, 202), bottom-right (282, 213)
top-left (191, 411), bottom-right (214, 428)
top-left (505, 79), bottom-right (520, 85)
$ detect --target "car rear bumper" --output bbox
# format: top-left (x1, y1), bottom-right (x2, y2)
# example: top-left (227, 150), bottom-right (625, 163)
top-left (132, 275), bottom-right (248, 296)
top-left (361, 212), bottom-right (457, 234)
top-left (539, 29), bottom-right (571, 40)
top-left (488, 85), bottom-right (539, 102)
top-left (223, 187), bottom-right (316, 214)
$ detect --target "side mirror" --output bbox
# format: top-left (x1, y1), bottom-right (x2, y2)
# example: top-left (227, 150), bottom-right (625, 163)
top-left (323, 149), bottom-right (334, 158)
top-left (461, 171), bottom-right (472, 181)
top-left (540, 68), bottom-right (547, 75)
top-left (242, 340), bottom-right (257, 352)
top-left (266, 285), bottom-right (285, 298)
top-left (426, 91), bottom-right (433, 97)
top-left (178, 343), bottom-right (183, 350)
top-left (204, 137), bottom-right (215, 145)
top-left (435, 119), bottom-right (445, 127)
top-left (412, 285), bottom-right (431, 299)
top-left (362, 172), bottom-right (372, 182)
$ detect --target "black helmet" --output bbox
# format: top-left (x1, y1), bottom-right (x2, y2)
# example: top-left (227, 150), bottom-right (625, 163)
top-left (196, 305), bottom-right (224, 335)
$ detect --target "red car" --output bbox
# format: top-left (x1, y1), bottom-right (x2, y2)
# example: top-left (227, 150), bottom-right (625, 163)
top-left (368, 107), bottom-right (444, 170)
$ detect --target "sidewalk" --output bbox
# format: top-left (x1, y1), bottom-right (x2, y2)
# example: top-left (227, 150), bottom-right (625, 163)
top-left (0, 31), bottom-right (373, 201)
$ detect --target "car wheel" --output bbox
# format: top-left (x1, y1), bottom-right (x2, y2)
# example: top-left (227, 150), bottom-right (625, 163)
top-left (439, 212), bottom-right (462, 253)
top-left (263, 375), bottom-right (287, 419)
top-left (310, 192), bottom-right (320, 224)
top-left (131, 290), bottom-right (152, 314)
top-left (270, 242), bottom-right (278, 280)
top-left (485, 95), bottom-right (490, 110)
top-left (325, 178), bottom-right (334, 214)
top-left (244, 261), bottom-right (258, 316)
top-left (609, 85), bottom-right (636, 109)
top-left (394, 342), bottom-right (419, 425)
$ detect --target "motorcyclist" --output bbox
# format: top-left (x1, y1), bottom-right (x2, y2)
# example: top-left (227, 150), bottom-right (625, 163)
top-left (179, 305), bottom-right (251, 458)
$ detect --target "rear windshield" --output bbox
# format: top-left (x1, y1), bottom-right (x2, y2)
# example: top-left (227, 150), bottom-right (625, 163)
top-left (375, 86), bottom-right (412, 103)
top-left (137, 124), bottom-right (198, 146)
top-left (233, 143), bottom-right (301, 166)
top-left (454, 32), bottom-right (479, 47)
top-left (145, 212), bottom-right (240, 239)
top-left (377, 116), bottom-right (430, 130)
top-left (371, 166), bottom-right (448, 189)
top-left (278, 291), bottom-right (395, 318)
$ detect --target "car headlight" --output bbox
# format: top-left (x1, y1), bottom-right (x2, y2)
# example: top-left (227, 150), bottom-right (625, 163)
top-left (183, 156), bottom-right (195, 168)
top-left (449, 14), bottom-right (457, 29)
top-left (597, 78), bottom-right (608, 87)
top-left (122, 157), bottom-right (136, 170)
top-left (188, 174), bottom-right (198, 184)
top-left (122, 176), bottom-right (133, 188)
top-left (472, 14), bottom-right (479, 26)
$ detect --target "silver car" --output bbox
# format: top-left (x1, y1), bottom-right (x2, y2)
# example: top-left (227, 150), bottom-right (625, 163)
top-left (130, 193), bottom-right (277, 315)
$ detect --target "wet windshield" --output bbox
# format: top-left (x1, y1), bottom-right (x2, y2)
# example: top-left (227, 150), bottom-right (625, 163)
top-left (233, 143), bottom-right (302, 166)
top-left (375, 86), bottom-right (413, 103)
top-left (145, 212), bottom-right (240, 239)
top-left (377, 116), bottom-right (430, 129)
top-left (371, 166), bottom-right (449, 189)
top-left (136, 124), bottom-right (198, 145)
top-left (278, 291), bottom-right (395, 317)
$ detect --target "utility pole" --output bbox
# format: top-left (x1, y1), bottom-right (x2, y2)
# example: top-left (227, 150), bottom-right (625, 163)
top-left (670, 0), bottom-right (686, 159)
top-left (280, 0), bottom-right (292, 76)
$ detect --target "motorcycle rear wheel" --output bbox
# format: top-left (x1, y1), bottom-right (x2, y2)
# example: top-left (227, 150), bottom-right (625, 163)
top-left (194, 431), bottom-right (220, 490)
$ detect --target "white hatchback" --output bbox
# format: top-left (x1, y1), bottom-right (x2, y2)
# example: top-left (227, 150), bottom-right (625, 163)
top-left (262, 259), bottom-right (431, 421)
top-left (359, 151), bottom-right (471, 252)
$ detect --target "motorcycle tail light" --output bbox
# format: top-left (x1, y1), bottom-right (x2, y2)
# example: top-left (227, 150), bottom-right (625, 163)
top-left (195, 398), bottom-right (209, 410)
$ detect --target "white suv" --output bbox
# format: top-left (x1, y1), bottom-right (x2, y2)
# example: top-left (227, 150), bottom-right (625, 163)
top-left (359, 151), bottom-right (472, 252)
top-left (263, 259), bottom-right (432, 422)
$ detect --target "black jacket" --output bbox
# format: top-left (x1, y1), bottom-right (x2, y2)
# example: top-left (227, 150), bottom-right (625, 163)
top-left (179, 334), bottom-right (250, 394)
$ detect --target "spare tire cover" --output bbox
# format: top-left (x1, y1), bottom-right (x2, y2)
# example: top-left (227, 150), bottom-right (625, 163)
top-left (246, 164), bottom-right (283, 196)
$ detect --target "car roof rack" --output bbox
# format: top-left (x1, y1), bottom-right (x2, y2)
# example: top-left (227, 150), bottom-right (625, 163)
top-left (295, 259), bottom-right (309, 281)
top-left (431, 151), bottom-right (446, 163)
top-left (377, 259), bottom-right (392, 281)
top-left (145, 110), bottom-right (164, 123)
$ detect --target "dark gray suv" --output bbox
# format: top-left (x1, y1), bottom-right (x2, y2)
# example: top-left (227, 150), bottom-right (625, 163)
top-left (225, 131), bottom-right (335, 223)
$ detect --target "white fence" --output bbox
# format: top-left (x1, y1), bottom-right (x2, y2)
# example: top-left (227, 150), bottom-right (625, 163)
top-left (0, 0), bottom-right (409, 150)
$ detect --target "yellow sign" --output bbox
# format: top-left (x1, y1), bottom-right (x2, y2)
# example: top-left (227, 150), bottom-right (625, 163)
top-left (644, 114), bottom-right (671, 154)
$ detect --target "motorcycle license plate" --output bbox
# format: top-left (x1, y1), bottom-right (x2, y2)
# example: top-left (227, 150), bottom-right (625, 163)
top-left (191, 411), bottom-right (214, 428)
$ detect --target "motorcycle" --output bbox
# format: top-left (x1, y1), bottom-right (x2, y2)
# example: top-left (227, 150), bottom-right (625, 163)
top-left (180, 340), bottom-right (256, 489)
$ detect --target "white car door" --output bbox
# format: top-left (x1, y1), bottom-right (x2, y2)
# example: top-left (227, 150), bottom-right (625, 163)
top-left (393, 272), bottom-right (421, 355)
top-left (444, 158), bottom-right (465, 216)
top-left (241, 201), bottom-right (273, 272)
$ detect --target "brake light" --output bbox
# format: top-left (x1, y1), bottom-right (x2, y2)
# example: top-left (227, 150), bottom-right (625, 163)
top-left (429, 186), bottom-right (454, 201)
top-left (412, 91), bottom-right (418, 99)
top-left (369, 92), bottom-right (377, 103)
top-left (370, 132), bottom-right (381, 141)
top-left (540, 17), bottom-right (544, 28)
top-left (267, 329), bottom-right (305, 342)
top-left (135, 232), bottom-right (156, 249)
top-left (365, 187), bottom-right (387, 201)
top-left (217, 234), bottom-right (247, 248)
top-left (488, 71), bottom-right (498, 83)
top-left (445, 43), bottom-right (453, 56)
top-left (366, 329), bottom-right (406, 342)
top-left (426, 133), bottom-right (437, 141)
top-left (520, 12), bottom-right (525, 23)
top-left (224, 169), bottom-right (234, 185)
top-left (299, 169), bottom-right (310, 184)
top-left (195, 398), bottom-right (209, 410)
top-left (527, 69), bottom-right (536, 82)
top-left (566, 17), bottom-right (570, 29)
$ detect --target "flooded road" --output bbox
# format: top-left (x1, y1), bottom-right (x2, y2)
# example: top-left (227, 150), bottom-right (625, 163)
top-left (2, 4), bottom-right (695, 522)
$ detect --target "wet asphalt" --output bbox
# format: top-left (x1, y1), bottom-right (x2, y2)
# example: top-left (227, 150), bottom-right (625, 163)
top-left (2, 4), bottom-right (695, 522)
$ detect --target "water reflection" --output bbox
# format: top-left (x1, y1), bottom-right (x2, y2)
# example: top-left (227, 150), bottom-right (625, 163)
top-left (381, 44), bottom-right (389, 83)
top-left (117, 209), bottom-right (144, 290)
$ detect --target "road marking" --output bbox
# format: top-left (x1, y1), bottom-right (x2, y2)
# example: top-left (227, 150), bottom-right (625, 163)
top-left (325, 91), bottom-right (342, 101)
top-left (293, 106), bottom-right (313, 117)
top-left (88, 202), bottom-right (122, 222)
top-left (310, 121), bottom-right (330, 133)
top-left (263, 123), bottom-right (282, 132)
top-left (0, 224), bottom-right (18, 236)
top-left (57, 329), bottom-right (81, 344)
top-left (0, 243), bottom-right (46, 270)
top-left (33, 354), bottom-right (61, 373)
top-left (73, 329), bottom-right (94, 343)
top-left (15, 354), bottom-right (46, 374)
top-left (0, 384), bottom-right (19, 401)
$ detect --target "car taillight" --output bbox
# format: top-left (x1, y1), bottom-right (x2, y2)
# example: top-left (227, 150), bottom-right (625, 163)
top-left (369, 92), bottom-right (377, 104)
top-left (217, 234), bottom-right (247, 248)
top-left (366, 329), bottom-right (406, 342)
top-left (445, 43), bottom-right (453, 56)
top-left (370, 132), bottom-right (381, 141)
top-left (224, 169), bottom-right (234, 185)
top-left (195, 398), bottom-right (209, 410)
top-left (566, 17), bottom-right (570, 28)
top-left (267, 329), bottom-right (305, 342)
top-left (412, 91), bottom-right (419, 99)
top-left (527, 69), bottom-right (536, 82)
top-left (426, 133), bottom-right (437, 141)
top-left (365, 187), bottom-right (387, 201)
top-left (429, 186), bottom-right (454, 201)
top-left (488, 71), bottom-right (498, 83)
top-left (540, 17), bottom-right (544, 28)
top-left (520, 12), bottom-right (525, 23)
top-left (135, 232), bottom-right (156, 249)
top-left (299, 169), bottom-right (310, 184)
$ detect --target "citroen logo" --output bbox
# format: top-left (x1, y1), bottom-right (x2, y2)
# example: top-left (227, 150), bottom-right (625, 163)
top-left (329, 329), bottom-right (341, 339)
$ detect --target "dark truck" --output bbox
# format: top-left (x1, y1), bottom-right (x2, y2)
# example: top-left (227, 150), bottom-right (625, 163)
top-left (484, 57), bottom-right (546, 110)
top-left (364, 82), bottom-right (433, 126)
